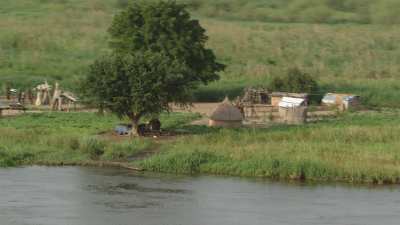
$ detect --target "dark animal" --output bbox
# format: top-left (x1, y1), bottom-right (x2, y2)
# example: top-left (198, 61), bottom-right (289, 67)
top-left (148, 119), bottom-right (161, 133)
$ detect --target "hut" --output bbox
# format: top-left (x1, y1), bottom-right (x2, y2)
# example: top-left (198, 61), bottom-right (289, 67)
top-left (209, 97), bottom-right (243, 128)
top-left (322, 93), bottom-right (360, 111)
top-left (60, 92), bottom-right (78, 112)
top-left (278, 97), bottom-right (308, 124)
top-left (271, 92), bottom-right (287, 107)
top-left (271, 92), bottom-right (309, 107)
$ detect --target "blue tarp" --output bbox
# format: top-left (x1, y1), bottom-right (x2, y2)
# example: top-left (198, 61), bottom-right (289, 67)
top-left (114, 125), bottom-right (132, 135)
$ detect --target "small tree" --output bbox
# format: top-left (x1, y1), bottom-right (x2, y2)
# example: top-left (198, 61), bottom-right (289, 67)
top-left (82, 1), bottom-right (224, 135)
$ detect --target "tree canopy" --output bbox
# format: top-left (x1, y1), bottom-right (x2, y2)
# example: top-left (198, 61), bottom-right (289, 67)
top-left (108, 0), bottom-right (224, 84)
top-left (82, 0), bottom-right (224, 135)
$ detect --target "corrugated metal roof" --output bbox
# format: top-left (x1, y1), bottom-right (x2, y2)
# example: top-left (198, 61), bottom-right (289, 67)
top-left (279, 97), bottom-right (305, 108)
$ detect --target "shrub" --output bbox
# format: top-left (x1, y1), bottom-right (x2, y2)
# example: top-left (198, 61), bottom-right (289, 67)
top-left (0, 151), bottom-right (16, 167)
top-left (269, 67), bottom-right (319, 94)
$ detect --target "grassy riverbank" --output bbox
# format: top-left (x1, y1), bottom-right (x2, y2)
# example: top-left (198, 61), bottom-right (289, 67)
top-left (0, 112), bottom-right (198, 167)
top-left (1, 111), bottom-right (400, 184)
top-left (1, 0), bottom-right (400, 107)
top-left (139, 110), bottom-right (400, 184)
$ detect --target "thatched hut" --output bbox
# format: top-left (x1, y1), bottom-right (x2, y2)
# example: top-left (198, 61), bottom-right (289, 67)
top-left (209, 98), bottom-right (243, 128)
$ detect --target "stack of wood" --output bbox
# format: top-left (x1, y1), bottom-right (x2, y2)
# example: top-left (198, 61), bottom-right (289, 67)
top-left (50, 82), bottom-right (78, 111)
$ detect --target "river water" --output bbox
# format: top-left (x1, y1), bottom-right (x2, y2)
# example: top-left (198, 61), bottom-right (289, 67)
top-left (0, 166), bottom-right (399, 225)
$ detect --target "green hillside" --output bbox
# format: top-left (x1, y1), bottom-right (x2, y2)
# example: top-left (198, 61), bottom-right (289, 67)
top-left (1, 0), bottom-right (400, 107)
top-left (183, 0), bottom-right (400, 24)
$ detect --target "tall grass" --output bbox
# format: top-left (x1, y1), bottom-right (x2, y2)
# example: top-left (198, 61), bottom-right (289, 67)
top-left (139, 110), bottom-right (400, 184)
top-left (1, 0), bottom-right (400, 107)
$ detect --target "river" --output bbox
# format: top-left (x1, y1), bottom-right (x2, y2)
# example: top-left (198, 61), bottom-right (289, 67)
top-left (0, 166), bottom-right (399, 225)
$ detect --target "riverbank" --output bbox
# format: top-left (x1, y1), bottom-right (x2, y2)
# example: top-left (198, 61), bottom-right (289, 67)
top-left (1, 111), bottom-right (400, 184)
top-left (137, 110), bottom-right (400, 184)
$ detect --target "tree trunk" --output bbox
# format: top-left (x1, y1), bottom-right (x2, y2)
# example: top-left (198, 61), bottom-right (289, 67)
top-left (131, 116), bottom-right (140, 137)
top-left (97, 104), bottom-right (104, 116)
top-left (5, 85), bottom-right (10, 100)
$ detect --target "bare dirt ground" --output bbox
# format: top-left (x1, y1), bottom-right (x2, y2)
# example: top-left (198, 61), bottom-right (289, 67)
top-left (0, 109), bottom-right (27, 117)
top-left (171, 103), bottom-right (219, 116)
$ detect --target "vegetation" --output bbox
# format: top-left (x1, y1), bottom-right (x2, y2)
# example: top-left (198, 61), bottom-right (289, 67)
top-left (1, 0), bottom-right (400, 107)
top-left (2, 111), bottom-right (400, 184)
top-left (183, 0), bottom-right (400, 24)
top-left (1, 0), bottom-right (400, 185)
top-left (0, 112), bottom-right (198, 167)
top-left (269, 67), bottom-right (319, 94)
top-left (82, 1), bottom-right (224, 134)
top-left (139, 110), bottom-right (400, 184)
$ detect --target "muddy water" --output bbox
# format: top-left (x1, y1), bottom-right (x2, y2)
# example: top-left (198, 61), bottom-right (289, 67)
top-left (0, 167), bottom-right (399, 225)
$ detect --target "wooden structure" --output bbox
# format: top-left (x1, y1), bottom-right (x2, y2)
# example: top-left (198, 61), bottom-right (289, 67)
top-left (60, 92), bottom-right (78, 111)
top-left (34, 81), bottom-right (52, 106)
top-left (279, 106), bottom-right (308, 125)
top-left (242, 104), bottom-right (275, 121)
top-left (209, 97), bottom-right (243, 128)
top-left (51, 82), bottom-right (62, 111)
top-left (241, 87), bottom-right (270, 105)
top-left (278, 97), bottom-right (308, 124)
top-left (238, 88), bottom-right (309, 124)
top-left (50, 83), bottom-right (78, 111)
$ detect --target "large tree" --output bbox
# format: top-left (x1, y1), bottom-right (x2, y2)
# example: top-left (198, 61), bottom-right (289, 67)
top-left (82, 0), bottom-right (224, 135)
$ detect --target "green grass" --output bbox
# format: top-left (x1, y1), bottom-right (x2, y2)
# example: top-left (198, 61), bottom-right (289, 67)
top-left (1, 0), bottom-right (400, 108)
top-left (1, 110), bottom-right (400, 184)
top-left (182, 0), bottom-right (400, 25)
top-left (0, 111), bottom-right (199, 166)
top-left (139, 110), bottom-right (400, 184)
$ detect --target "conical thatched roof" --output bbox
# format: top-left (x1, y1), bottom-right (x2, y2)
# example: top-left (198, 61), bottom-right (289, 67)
top-left (210, 97), bottom-right (243, 121)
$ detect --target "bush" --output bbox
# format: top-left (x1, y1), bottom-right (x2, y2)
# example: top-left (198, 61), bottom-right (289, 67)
top-left (269, 67), bottom-right (319, 94)
top-left (0, 151), bottom-right (17, 167)
top-left (80, 138), bottom-right (105, 159)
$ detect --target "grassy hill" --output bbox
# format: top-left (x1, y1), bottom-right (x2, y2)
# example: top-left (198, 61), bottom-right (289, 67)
top-left (182, 0), bottom-right (400, 24)
top-left (1, 0), bottom-right (400, 107)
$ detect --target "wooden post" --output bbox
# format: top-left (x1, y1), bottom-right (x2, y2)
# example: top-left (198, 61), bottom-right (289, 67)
top-left (5, 85), bottom-right (10, 100)
top-left (27, 89), bottom-right (34, 105)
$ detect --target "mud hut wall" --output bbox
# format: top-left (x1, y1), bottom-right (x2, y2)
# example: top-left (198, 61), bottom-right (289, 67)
top-left (279, 106), bottom-right (308, 125)
top-left (342, 97), bottom-right (361, 111)
top-left (271, 96), bottom-right (283, 107)
top-left (243, 105), bottom-right (274, 119)
top-left (208, 119), bottom-right (242, 128)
